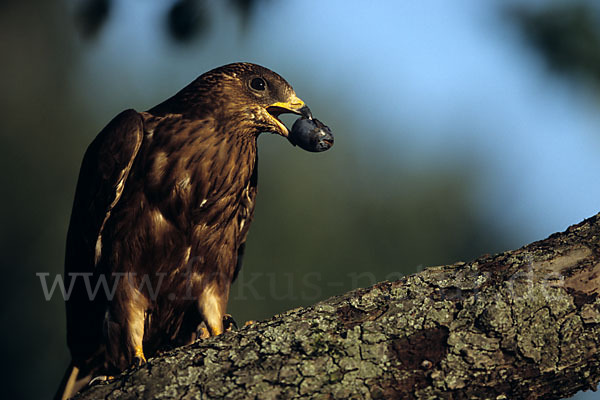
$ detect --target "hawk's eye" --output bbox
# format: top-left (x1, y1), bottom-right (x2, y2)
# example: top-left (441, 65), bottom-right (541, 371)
top-left (250, 77), bottom-right (266, 91)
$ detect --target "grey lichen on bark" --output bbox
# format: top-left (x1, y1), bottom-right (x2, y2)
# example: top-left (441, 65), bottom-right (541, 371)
top-left (74, 213), bottom-right (600, 400)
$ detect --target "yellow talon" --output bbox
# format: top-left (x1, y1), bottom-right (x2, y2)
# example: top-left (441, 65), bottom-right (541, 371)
top-left (134, 346), bottom-right (146, 365)
top-left (198, 325), bottom-right (210, 339)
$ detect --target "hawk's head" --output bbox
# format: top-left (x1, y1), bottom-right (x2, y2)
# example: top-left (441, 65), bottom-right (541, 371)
top-left (178, 62), bottom-right (313, 137)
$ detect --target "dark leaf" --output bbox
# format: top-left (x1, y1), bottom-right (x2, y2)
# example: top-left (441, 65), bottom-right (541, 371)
top-left (76, 0), bottom-right (111, 39)
top-left (167, 0), bottom-right (208, 43)
top-left (509, 3), bottom-right (600, 83)
top-left (229, 0), bottom-right (262, 30)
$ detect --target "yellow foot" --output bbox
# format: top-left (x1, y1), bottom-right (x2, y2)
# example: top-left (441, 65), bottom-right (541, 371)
top-left (133, 345), bottom-right (147, 366)
top-left (197, 324), bottom-right (210, 339)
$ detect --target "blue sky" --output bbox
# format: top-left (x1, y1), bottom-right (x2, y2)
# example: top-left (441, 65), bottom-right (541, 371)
top-left (75, 0), bottom-right (600, 245)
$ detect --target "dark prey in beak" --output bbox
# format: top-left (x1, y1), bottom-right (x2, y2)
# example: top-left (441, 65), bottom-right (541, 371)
top-left (288, 117), bottom-right (334, 152)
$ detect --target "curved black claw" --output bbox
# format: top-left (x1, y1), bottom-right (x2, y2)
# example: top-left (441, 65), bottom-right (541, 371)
top-left (88, 375), bottom-right (115, 386)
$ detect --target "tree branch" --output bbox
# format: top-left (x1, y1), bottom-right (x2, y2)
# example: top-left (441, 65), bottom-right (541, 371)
top-left (74, 213), bottom-right (600, 399)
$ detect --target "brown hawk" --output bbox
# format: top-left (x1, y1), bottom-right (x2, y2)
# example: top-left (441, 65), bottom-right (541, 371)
top-left (55, 63), bottom-right (320, 399)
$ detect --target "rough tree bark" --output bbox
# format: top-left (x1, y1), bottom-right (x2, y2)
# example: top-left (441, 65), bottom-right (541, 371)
top-left (74, 213), bottom-right (600, 400)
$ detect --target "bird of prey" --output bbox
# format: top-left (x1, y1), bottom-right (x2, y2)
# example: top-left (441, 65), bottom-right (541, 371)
top-left (55, 63), bottom-right (318, 399)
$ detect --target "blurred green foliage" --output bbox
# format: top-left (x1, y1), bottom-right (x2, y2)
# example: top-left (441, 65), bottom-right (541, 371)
top-left (509, 1), bottom-right (600, 89)
top-left (4, 0), bottom-right (597, 399)
top-left (75, 0), bottom-right (267, 42)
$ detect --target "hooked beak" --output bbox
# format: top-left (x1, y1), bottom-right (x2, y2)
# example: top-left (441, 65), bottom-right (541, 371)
top-left (266, 95), bottom-right (312, 136)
